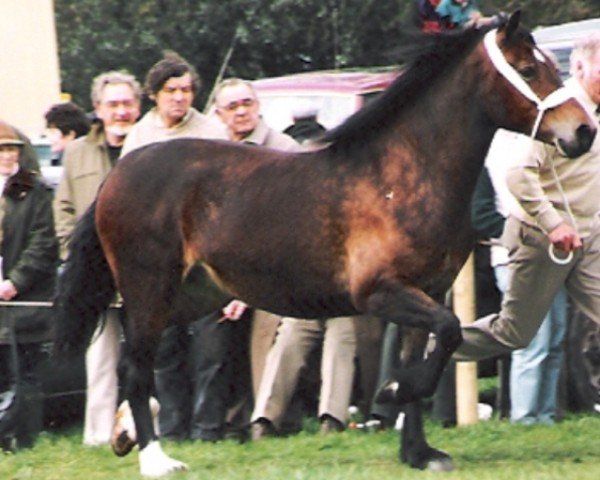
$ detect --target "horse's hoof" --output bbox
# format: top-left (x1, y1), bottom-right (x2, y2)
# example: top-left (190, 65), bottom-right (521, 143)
top-left (427, 457), bottom-right (455, 472)
top-left (401, 447), bottom-right (454, 473)
top-left (111, 400), bottom-right (138, 456)
top-left (374, 379), bottom-right (400, 404)
top-left (139, 441), bottom-right (189, 477)
top-left (111, 430), bottom-right (137, 457)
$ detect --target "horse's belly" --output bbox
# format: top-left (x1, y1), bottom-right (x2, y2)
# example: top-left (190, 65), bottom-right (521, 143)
top-left (252, 291), bottom-right (357, 319)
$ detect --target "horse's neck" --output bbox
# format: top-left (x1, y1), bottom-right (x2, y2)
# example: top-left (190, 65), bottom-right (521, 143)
top-left (397, 61), bottom-right (496, 191)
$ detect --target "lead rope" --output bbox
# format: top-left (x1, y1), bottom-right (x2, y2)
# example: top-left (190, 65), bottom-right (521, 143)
top-left (546, 160), bottom-right (578, 264)
top-left (484, 29), bottom-right (577, 265)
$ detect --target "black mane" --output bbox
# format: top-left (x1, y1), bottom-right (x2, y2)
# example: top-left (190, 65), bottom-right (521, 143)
top-left (322, 27), bottom-right (488, 150)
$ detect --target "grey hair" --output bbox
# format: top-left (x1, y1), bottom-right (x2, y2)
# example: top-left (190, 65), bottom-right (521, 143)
top-left (90, 71), bottom-right (142, 105)
top-left (570, 32), bottom-right (600, 75)
top-left (213, 78), bottom-right (256, 105)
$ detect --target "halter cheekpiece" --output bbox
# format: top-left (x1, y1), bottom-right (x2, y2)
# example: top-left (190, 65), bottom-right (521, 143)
top-left (483, 29), bottom-right (573, 139)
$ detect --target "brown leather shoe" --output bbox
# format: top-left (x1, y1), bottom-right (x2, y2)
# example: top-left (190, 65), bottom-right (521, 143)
top-left (250, 418), bottom-right (275, 441)
top-left (319, 415), bottom-right (345, 434)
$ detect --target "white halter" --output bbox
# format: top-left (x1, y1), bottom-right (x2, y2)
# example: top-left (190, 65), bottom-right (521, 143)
top-left (484, 29), bottom-right (577, 265)
top-left (483, 29), bottom-right (573, 139)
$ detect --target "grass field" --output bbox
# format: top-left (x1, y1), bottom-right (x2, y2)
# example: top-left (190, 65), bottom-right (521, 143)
top-left (1, 413), bottom-right (599, 480)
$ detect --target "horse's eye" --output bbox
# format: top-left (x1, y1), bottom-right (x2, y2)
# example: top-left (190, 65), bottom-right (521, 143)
top-left (518, 65), bottom-right (536, 81)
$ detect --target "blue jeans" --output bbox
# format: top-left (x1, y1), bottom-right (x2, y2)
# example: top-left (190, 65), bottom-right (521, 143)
top-left (495, 264), bottom-right (567, 425)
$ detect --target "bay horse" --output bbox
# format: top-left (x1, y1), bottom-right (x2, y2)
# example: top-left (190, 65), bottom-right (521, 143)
top-left (53, 12), bottom-right (595, 477)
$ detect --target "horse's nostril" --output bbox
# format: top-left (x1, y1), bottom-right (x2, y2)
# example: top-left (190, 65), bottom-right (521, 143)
top-left (557, 123), bottom-right (596, 158)
top-left (576, 124), bottom-right (597, 151)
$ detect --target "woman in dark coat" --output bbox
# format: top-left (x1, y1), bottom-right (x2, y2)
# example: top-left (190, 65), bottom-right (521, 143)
top-left (0, 120), bottom-right (58, 450)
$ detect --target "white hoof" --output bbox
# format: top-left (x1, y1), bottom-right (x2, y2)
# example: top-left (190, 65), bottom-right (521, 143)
top-left (139, 441), bottom-right (188, 477)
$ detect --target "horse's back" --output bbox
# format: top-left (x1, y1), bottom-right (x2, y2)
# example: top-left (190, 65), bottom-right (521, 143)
top-left (105, 138), bottom-right (305, 201)
top-left (96, 138), bottom-right (351, 314)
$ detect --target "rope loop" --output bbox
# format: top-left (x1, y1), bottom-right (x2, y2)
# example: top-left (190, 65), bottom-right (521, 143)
top-left (547, 244), bottom-right (574, 265)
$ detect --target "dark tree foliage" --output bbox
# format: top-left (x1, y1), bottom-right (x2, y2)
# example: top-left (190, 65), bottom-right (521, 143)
top-left (54, 0), bottom-right (597, 111)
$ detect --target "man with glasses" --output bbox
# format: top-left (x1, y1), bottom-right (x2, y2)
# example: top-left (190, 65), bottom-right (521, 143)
top-left (54, 70), bottom-right (142, 446)
top-left (213, 78), bottom-right (298, 147)
top-left (200, 80), bottom-right (357, 440)
top-left (183, 78), bottom-right (300, 442)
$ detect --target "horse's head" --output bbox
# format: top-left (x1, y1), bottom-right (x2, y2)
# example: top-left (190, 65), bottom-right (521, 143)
top-left (482, 11), bottom-right (596, 158)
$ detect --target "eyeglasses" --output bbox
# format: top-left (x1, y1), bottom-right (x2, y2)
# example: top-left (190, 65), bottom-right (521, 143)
top-left (219, 98), bottom-right (256, 112)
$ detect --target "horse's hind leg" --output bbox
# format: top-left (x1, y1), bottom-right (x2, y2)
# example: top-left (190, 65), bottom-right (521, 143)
top-left (123, 329), bottom-right (188, 477)
top-left (113, 260), bottom-right (189, 477)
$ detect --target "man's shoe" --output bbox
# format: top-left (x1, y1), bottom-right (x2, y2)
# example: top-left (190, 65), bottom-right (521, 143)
top-left (250, 418), bottom-right (275, 441)
top-left (319, 415), bottom-right (344, 434)
top-left (224, 425), bottom-right (249, 443)
top-left (195, 428), bottom-right (224, 443)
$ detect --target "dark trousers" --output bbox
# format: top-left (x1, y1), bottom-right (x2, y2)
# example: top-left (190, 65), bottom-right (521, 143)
top-left (154, 325), bottom-right (192, 439)
top-left (189, 310), bottom-right (252, 440)
top-left (0, 343), bottom-right (45, 450)
top-left (370, 322), bottom-right (402, 425)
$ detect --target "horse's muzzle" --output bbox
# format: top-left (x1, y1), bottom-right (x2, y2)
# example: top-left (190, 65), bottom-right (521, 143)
top-left (557, 123), bottom-right (597, 158)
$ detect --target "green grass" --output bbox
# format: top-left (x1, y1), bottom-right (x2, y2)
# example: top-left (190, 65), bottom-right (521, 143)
top-left (1, 414), bottom-right (599, 480)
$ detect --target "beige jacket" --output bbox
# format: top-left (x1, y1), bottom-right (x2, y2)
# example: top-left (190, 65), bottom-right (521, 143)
top-left (506, 78), bottom-right (600, 238)
top-left (241, 119), bottom-right (299, 150)
top-left (53, 123), bottom-right (113, 259)
top-left (121, 107), bottom-right (228, 157)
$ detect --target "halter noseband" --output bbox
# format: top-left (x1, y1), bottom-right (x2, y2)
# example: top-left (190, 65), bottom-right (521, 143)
top-left (483, 29), bottom-right (573, 139)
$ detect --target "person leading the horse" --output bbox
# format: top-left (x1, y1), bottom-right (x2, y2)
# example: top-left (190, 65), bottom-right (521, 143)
top-left (453, 34), bottom-right (600, 367)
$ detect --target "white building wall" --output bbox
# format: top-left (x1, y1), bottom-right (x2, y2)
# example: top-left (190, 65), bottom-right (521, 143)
top-left (0, 0), bottom-right (61, 137)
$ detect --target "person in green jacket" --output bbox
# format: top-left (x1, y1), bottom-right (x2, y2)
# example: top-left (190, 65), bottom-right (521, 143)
top-left (0, 119), bottom-right (58, 450)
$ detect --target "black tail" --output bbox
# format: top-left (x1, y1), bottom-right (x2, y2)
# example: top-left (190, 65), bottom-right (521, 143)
top-left (53, 200), bottom-right (116, 357)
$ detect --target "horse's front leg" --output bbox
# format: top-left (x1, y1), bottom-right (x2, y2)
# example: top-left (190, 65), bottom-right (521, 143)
top-left (364, 281), bottom-right (461, 471)
top-left (402, 401), bottom-right (454, 471)
top-left (375, 327), bottom-right (454, 471)
top-left (366, 281), bottom-right (462, 402)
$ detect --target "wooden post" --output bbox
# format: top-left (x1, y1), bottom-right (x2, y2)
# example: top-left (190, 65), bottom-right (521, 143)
top-left (453, 252), bottom-right (479, 425)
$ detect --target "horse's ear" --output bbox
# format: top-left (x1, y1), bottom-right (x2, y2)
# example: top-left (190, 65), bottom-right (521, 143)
top-left (503, 10), bottom-right (521, 39)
